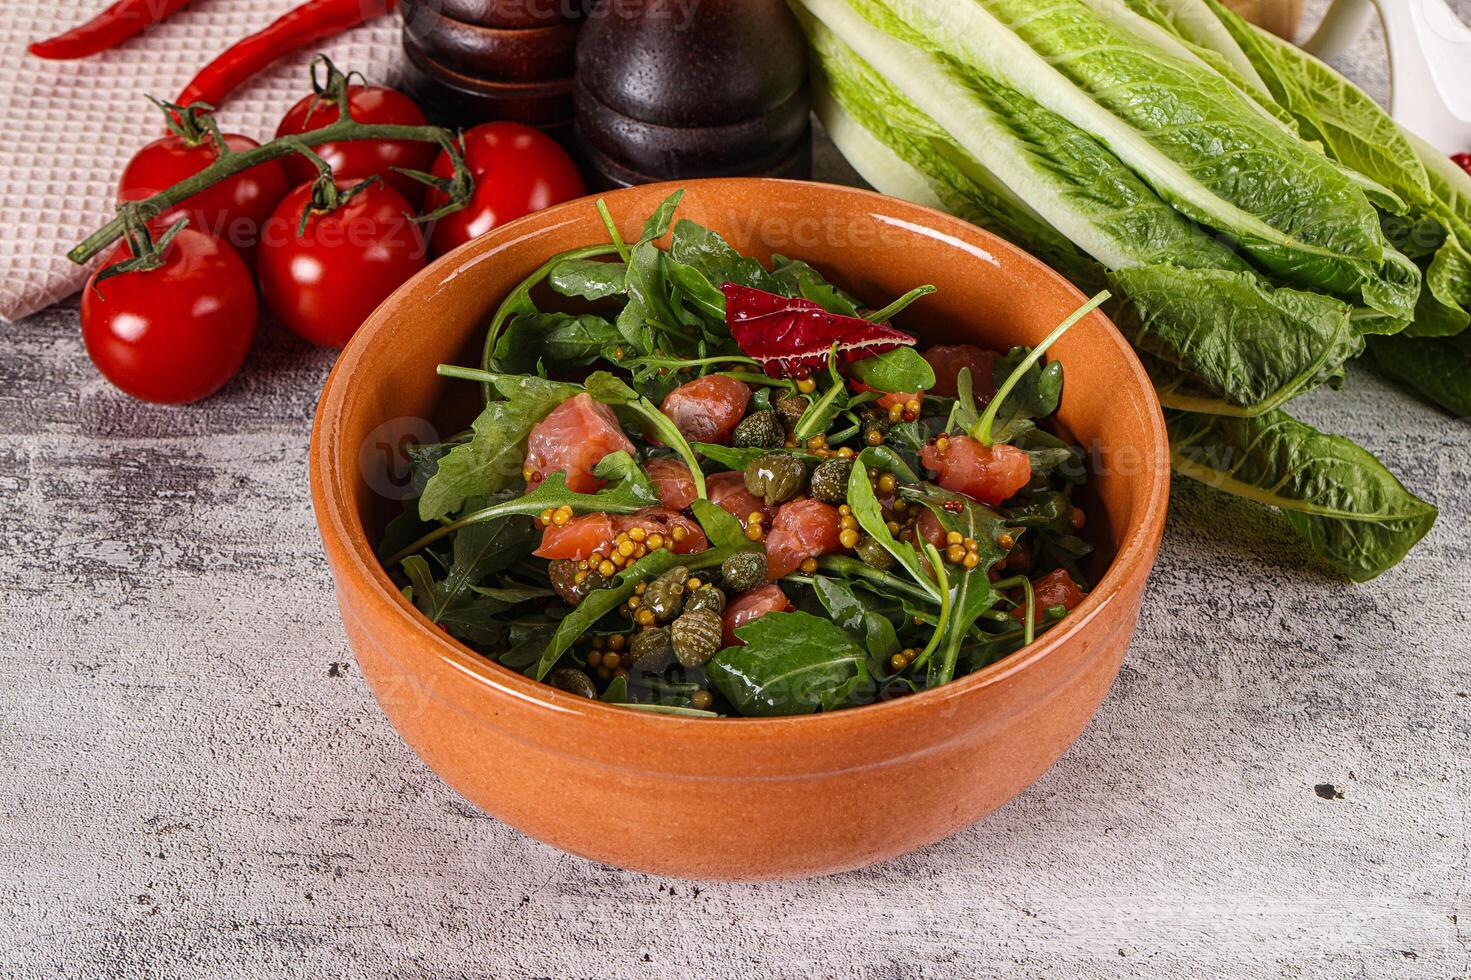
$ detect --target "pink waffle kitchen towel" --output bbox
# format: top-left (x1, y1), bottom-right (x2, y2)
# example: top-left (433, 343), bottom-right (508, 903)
top-left (0, 0), bottom-right (404, 322)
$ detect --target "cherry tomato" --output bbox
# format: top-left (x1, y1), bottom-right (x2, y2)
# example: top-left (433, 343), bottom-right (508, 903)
top-left (1453, 152), bottom-right (1471, 177)
top-left (424, 122), bottom-right (585, 256)
top-left (919, 435), bottom-right (1032, 506)
top-left (117, 132), bottom-right (288, 265)
top-left (257, 179), bottom-right (427, 348)
top-left (275, 86), bottom-right (437, 205)
top-left (81, 228), bottom-right (256, 404)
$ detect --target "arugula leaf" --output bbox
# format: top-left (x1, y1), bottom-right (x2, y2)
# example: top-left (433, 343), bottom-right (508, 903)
top-left (846, 458), bottom-right (938, 599)
top-left (493, 312), bottom-right (624, 373)
top-left (707, 611), bottom-right (869, 717)
top-left (639, 189), bottom-right (684, 243)
top-left (857, 444), bottom-right (920, 484)
top-left (418, 376), bottom-right (581, 522)
top-left (810, 576), bottom-right (902, 668)
top-left (866, 284), bottom-right (937, 323)
top-left (691, 499), bottom-right (752, 550)
top-left (669, 219), bottom-right (775, 291)
top-left (548, 257), bottom-right (627, 301)
top-left (975, 346), bottom-right (1062, 444)
top-left (1168, 408), bottom-right (1438, 581)
top-left (663, 254), bottom-right (728, 322)
top-left (401, 553), bottom-right (516, 645)
top-left (692, 443), bottom-right (818, 472)
top-left (898, 484), bottom-right (1015, 686)
top-left (847, 346), bottom-right (936, 394)
top-left (792, 375), bottom-right (849, 443)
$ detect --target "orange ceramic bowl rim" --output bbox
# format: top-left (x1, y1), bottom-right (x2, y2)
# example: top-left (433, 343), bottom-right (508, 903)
top-left (311, 179), bottom-right (1170, 748)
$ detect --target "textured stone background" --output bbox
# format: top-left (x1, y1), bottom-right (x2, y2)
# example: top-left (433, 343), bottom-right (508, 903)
top-left (2, 3), bottom-right (1469, 977)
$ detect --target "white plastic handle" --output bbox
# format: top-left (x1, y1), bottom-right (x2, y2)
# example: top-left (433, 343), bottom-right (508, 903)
top-left (1304, 0), bottom-right (1471, 154)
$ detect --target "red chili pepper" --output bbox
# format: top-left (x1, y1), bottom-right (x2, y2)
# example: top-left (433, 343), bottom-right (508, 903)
top-left (29, 0), bottom-right (195, 60)
top-left (175, 0), bottom-right (399, 110)
top-left (1453, 153), bottom-right (1471, 178)
top-left (722, 282), bottom-right (918, 378)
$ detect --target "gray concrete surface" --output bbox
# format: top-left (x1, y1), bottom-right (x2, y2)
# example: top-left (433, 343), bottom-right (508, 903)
top-left (3, 5), bottom-right (1469, 977)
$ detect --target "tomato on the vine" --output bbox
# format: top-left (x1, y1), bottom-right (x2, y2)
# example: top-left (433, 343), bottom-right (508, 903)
top-left (117, 132), bottom-right (288, 264)
top-left (257, 179), bottom-right (428, 348)
top-left (275, 86), bottom-right (437, 205)
top-left (81, 228), bottom-right (257, 404)
top-left (424, 121), bottom-right (584, 256)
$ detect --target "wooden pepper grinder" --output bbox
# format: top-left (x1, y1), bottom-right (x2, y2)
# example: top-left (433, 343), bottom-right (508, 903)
top-left (574, 0), bottom-right (812, 187)
top-left (400, 0), bottom-right (588, 143)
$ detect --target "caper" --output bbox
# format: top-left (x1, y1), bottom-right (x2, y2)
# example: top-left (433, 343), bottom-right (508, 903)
top-left (630, 626), bottom-right (675, 671)
top-left (853, 534), bottom-right (895, 571)
top-left (548, 560), bottom-right (611, 607)
top-left (809, 456), bottom-right (853, 504)
top-left (549, 668), bottom-right (597, 698)
top-left (671, 608), bottom-right (724, 667)
top-left (643, 565), bottom-right (689, 622)
top-left (684, 585), bottom-right (726, 616)
top-left (744, 452), bottom-right (806, 506)
top-left (720, 550), bottom-right (768, 594)
top-left (731, 410), bottom-right (785, 450)
top-left (775, 393), bottom-right (808, 431)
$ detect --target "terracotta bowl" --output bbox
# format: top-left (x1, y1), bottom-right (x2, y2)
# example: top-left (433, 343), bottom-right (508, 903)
top-left (310, 179), bottom-right (1170, 880)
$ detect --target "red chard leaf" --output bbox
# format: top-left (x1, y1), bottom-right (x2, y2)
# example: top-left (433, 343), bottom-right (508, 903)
top-left (723, 283), bottom-right (917, 377)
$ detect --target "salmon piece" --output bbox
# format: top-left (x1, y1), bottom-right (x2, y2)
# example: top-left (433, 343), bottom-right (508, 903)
top-left (535, 508), bottom-right (708, 560)
top-left (763, 497), bottom-right (841, 579)
top-left (722, 583), bottom-right (793, 646)
top-left (535, 513), bottom-right (616, 560)
top-left (707, 471), bottom-right (767, 527)
top-left (916, 508), bottom-right (946, 550)
top-left (613, 509), bottom-right (709, 555)
top-left (524, 392), bottom-right (636, 494)
top-left (919, 435), bottom-right (1031, 506)
top-left (922, 344), bottom-right (998, 400)
top-left (1012, 568), bottom-right (1086, 623)
top-left (659, 375), bottom-right (751, 445)
top-left (645, 457), bottom-right (697, 510)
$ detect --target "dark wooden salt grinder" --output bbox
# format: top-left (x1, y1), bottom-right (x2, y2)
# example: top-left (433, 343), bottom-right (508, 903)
top-left (399, 0), bottom-right (587, 141)
top-left (574, 0), bottom-right (812, 187)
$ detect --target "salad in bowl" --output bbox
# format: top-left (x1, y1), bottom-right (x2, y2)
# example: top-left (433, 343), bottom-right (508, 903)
top-left (380, 190), bottom-right (1108, 719)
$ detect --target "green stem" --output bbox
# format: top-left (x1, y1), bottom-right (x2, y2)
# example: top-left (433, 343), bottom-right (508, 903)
top-left (810, 556), bottom-right (938, 604)
top-left (596, 198), bottom-right (630, 264)
top-left (387, 497), bottom-right (550, 566)
top-left (622, 354), bottom-right (760, 371)
top-left (437, 364), bottom-right (520, 387)
top-left (974, 290), bottom-right (1110, 446)
top-left (70, 121), bottom-right (464, 265)
top-left (792, 379), bottom-right (847, 443)
top-left (867, 284), bottom-right (936, 323)
top-left (910, 543), bottom-right (951, 676)
top-left (991, 575), bottom-right (1036, 647)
